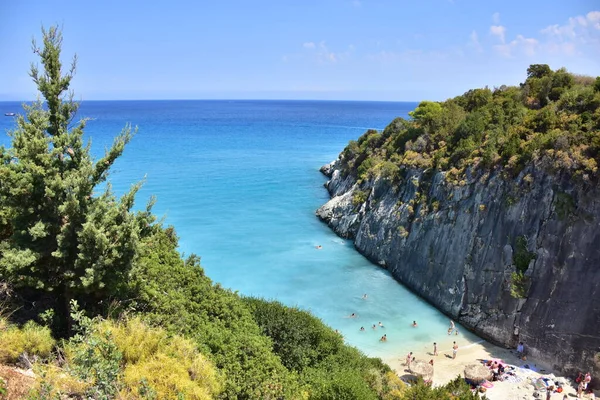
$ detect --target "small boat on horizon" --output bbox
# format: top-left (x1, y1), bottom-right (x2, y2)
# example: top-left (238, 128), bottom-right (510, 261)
top-left (4, 112), bottom-right (16, 116)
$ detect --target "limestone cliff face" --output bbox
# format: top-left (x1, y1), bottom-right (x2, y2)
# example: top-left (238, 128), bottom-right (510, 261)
top-left (317, 159), bottom-right (600, 381)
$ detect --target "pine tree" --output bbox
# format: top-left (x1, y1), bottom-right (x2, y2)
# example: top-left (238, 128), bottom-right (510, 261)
top-left (0, 27), bottom-right (151, 333)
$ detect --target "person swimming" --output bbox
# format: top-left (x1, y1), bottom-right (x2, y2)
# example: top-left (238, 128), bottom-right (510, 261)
top-left (362, 294), bottom-right (368, 299)
top-left (412, 320), bottom-right (418, 327)
top-left (360, 326), bottom-right (365, 331)
top-left (372, 324), bottom-right (377, 330)
top-left (315, 245), bottom-right (322, 249)
top-left (347, 313), bottom-right (356, 318)
top-left (380, 334), bottom-right (387, 342)
top-left (378, 321), bottom-right (384, 328)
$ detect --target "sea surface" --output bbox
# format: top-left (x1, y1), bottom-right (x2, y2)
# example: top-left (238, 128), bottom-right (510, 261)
top-left (0, 100), bottom-right (481, 364)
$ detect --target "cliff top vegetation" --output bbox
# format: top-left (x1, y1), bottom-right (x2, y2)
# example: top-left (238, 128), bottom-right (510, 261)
top-left (340, 65), bottom-right (600, 185)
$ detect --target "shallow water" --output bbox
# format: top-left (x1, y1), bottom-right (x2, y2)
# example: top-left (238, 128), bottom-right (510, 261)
top-left (0, 100), bottom-right (481, 361)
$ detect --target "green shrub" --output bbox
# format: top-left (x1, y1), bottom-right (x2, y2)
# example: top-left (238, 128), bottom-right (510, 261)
top-left (0, 320), bottom-right (55, 363)
top-left (514, 236), bottom-right (536, 274)
top-left (555, 191), bottom-right (575, 219)
top-left (510, 272), bottom-right (530, 299)
top-left (353, 190), bottom-right (369, 207)
top-left (244, 298), bottom-right (344, 373)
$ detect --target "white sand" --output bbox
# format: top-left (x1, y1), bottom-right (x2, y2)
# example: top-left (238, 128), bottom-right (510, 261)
top-left (383, 339), bottom-right (596, 399)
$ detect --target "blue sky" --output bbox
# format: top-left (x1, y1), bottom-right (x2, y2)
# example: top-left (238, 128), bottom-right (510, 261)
top-left (1, 0), bottom-right (598, 101)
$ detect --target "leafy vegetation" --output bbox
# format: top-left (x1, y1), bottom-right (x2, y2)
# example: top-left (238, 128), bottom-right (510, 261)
top-left (28, 305), bottom-right (222, 399)
top-left (513, 236), bottom-right (536, 274)
top-left (339, 65), bottom-right (600, 185)
top-left (555, 191), bottom-right (576, 219)
top-left (509, 236), bottom-right (536, 299)
top-left (0, 27), bottom-right (154, 334)
top-left (397, 376), bottom-right (487, 400)
top-left (353, 189), bottom-right (369, 207)
top-left (0, 318), bottom-right (55, 363)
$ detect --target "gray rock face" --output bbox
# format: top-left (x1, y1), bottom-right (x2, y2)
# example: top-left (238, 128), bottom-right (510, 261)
top-left (317, 160), bottom-right (600, 383)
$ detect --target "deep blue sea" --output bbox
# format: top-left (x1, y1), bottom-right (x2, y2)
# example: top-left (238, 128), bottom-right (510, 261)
top-left (0, 100), bottom-right (480, 364)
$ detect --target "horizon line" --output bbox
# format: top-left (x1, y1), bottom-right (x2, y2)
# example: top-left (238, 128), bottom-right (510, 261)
top-left (0, 98), bottom-right (421, 103)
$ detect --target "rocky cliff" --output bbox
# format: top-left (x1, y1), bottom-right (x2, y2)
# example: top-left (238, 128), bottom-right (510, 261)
top-left (317, 159), bottom-right (600, 382)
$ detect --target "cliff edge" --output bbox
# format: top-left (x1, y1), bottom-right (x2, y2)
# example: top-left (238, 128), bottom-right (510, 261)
top-left (317, 158), bottom-right (600, 381)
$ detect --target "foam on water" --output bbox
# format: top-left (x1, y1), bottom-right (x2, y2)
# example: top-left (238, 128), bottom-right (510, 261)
top-left (0, 100), bottom-right (482, 361)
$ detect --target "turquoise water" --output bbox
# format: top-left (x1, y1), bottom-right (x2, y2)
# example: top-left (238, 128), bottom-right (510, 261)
top-left (0, 100), bottom-right (480, 363)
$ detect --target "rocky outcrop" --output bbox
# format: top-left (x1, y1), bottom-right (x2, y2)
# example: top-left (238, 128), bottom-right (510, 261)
top-left (317, 159), bottom-right (600, 383)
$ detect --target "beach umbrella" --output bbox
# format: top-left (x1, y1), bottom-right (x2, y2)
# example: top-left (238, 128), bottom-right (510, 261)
top-left (410, 360), bottom-right (434, 378)
top-left (464, 364), bottom-right (492, 384)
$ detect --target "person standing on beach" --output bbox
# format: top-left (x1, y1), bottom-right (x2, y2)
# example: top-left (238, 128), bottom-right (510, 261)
top-left (517, 341), bottom-right (525, 357)
top-left (433, 342), bottom-right (438, 356)
top-left (406, 352), bottom-right (413, 367)
top-left (452, 342), bottom-right (458, 359)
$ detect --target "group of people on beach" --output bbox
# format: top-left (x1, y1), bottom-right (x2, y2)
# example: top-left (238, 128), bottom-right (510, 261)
top-left (403, 320), bottom-right (460, 372)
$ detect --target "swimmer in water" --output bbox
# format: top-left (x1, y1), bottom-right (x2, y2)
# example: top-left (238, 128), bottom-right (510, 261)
top-left (380, 334), bottom-right (387, 342)
top-left (412, 320), bottom-right (418, 327)
top-left (372, 324), bottom-right (377, 330)
top-left (315, 245), bottom-right (322, 249)
top-left (362, 294), bottom-right (368, 300)
top-left (346, 313), bottom-right (356, 318)
top-left (360, 326), bottom-right (365, 331)
top-left (378, 321), bottom-right (384, 328)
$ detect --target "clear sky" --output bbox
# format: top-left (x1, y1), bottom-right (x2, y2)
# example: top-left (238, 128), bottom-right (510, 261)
top-left (1, 0), bottom-right (598, 101)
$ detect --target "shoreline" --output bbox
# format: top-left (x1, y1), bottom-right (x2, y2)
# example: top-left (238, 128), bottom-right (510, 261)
top-left (382, 339), bottom-right (595, 399)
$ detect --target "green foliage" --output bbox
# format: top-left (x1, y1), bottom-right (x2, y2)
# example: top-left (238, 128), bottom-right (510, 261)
top-left (66, 300), bottom-right (123, 399)
top-left (409, 101), bottom-right (443, 132)
top-left (244, 298), bottom-right (344, 373)
top-left (513, 236), bottom-right (536, 274)
top-left (510, 272), bottom-right (530, 299)
top-left (527, 64), bottom-right (553, 79)
top-left (353, 190), bottom-right (369, 207)
top-left (399, 376), bottom-right (487, 399)
top-left (336, 65), bottom-right (600, 185)
top-left (511, 236), bottom-right (534, 299)
top-left (0, 26), bottom-right (153, 334)
top-left (32, 308), bottom-right (221, 400)
top-left (0, 318), bottom-right (55, 363)
top-left (244, 298), bottom-right (401, 398)
top-left (555, 191), bottom-right (576, 219)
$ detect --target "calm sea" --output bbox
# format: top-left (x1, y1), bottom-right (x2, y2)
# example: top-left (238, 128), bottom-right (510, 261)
top-left (0, 100), bottom-right (480, 363)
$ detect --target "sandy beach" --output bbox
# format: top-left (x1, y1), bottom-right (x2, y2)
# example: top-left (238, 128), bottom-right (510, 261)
top-left (385, 338), bottom-right (597, 399)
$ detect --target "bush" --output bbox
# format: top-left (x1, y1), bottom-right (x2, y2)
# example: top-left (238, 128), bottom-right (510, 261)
top-left (0, 320), bottom-right (55, 363)
top-left (122, 352), bottom-right (219, 400)
top-left (513, 236), bottom-right (536, 274)
top-left (353, 190), bottom-right (369, 208)
top-left (34, 313), bottom-right (222, 400)
top-left (244, 298), bottom-right (344, 373)
top-left (510, 272), bottom-right (530, 299)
